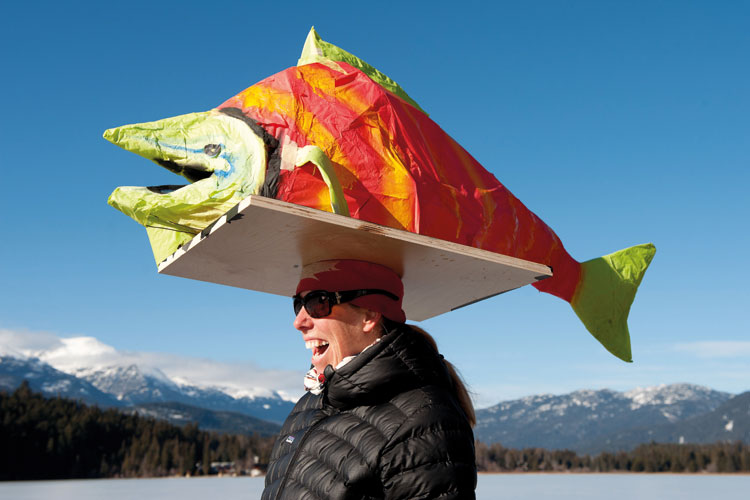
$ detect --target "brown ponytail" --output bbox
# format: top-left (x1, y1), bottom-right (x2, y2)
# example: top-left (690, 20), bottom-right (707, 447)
top-left (402, 324), bottom-right (476, 428)
top-left (353, 306), bottom-right (476, 427)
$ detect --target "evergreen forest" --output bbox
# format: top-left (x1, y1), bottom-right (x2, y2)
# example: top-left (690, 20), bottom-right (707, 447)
top-left (0, 382), bottom-right (275, 480)
top-left (475, 440), bottom-right (750, 473)
top-left (2, 383), bottom-right (749, 481)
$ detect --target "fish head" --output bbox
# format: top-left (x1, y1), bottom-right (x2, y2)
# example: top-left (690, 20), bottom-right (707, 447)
top-left (104, 108), bottom-right (276, 264)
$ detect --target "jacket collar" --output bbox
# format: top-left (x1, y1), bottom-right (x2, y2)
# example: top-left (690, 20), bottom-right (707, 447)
top-left (323, 324), bottom-right (451, 409)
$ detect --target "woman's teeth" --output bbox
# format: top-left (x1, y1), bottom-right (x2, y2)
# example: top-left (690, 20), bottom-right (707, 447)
top-left (305, 340), bottom-right (329, 350)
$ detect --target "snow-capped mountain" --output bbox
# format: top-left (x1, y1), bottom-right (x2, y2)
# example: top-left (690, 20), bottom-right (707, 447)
top-left (0, 351), bottom-right (750, 454)
top-left (474, 384), bottom-right (732, 453)
top-left (0, 355), bottom-right (294, 424)
top-left (75, 363), bottom-right (295, 423)
top-left (73, 364), bottom-right (181, 403)
top-left (623, 383), bottom-right (728, 417)
top-left (0, 331), bottom-right (299, 424)
top-left (577, 391), bottom-right (750, 453)
top-left (0, 356), bottom-right (120, 407)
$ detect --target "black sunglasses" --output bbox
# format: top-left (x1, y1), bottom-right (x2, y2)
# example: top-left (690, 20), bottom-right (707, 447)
top-left (293, 289), bottom-right (399, 318)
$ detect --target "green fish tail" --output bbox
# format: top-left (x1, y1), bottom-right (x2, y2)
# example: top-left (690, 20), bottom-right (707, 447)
top-left (571, 243), bottom-right (656, 362)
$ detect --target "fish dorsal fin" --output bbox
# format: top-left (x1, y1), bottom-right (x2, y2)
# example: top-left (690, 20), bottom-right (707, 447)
top-left (297, 27), bottom-right (426, 115)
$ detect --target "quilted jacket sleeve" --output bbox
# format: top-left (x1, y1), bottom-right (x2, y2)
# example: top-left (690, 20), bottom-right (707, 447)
top-left (378, 390), bottom-right (477, 500)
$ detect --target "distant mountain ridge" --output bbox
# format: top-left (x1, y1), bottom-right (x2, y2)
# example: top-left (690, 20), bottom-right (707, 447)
top-left (0, 355), bottom-right (295, 426)
top-left (74, 363), bottom-right (294, 423)
top-left (3, 354), bottom-right (748, 453)
top-left (125, 401), bottom-right (282, 437)
top-left (576, 391), bottom-right (750, 454)
top-left (0, 355), bottom-right (121, 407)
top-left (474, 383), bottom-right (746, 454)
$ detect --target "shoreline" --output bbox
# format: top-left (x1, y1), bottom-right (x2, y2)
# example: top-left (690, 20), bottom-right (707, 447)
top-left (4, 471), bottom-right (750, 483)
top-left (478, 471), bottom-right (750, 476)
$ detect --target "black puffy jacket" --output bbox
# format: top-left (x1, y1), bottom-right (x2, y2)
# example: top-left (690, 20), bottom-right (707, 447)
top-left (261, 325), bottom-right (476, 499)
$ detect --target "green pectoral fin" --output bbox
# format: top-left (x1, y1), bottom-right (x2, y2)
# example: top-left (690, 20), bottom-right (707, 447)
top-left (295, 145), bottom-right (350, 216)
top-left (571, 243), bottom-right (656, 362)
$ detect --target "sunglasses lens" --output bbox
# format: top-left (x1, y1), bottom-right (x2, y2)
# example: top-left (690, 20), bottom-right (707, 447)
top-left (305, 292), bottom-right (331, 318)
top-left (293, 291), bottom-right (332, 318)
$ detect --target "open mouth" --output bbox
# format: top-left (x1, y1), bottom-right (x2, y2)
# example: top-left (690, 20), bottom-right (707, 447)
top-left (155, 159), bottom-right (215, 184)
top-left (103, 109), bottom-right (276, 265)
top-left (306, 339), bottom-right (330, 360)
top-left (144, 159), bottom-right (213, 194)
top-left (145, 184), bottom-right (189, 194)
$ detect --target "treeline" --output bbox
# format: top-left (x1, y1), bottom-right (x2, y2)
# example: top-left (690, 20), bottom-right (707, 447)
top-left (4, 384), bottom-right (750, 481)
top-left (0, 382), bottom-right (275, 480)
top-left (476, 441), bottom-right (750, 473)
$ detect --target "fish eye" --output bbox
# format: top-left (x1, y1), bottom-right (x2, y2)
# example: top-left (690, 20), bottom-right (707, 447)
top-left (203, 144), bottom-right (222, 157)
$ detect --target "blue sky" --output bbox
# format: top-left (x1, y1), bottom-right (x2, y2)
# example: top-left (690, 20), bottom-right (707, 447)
top-left (1, 1), bottom-right (748, 407)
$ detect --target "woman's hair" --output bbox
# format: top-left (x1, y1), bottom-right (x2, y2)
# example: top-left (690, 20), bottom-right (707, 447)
top-left (381, 318), bottom-right (476, 428)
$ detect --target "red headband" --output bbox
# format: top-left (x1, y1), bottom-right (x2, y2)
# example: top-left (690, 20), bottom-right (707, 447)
top-left (296, 260), bottom-right (406, 323)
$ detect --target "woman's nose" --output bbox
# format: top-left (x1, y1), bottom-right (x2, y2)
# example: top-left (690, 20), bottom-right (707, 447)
top-left (294, 307), bottom-right (311, 330)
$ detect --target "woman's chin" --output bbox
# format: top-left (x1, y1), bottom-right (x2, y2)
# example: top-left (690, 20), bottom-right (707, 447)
top-left (312, 354), bottom-right (331, 373)
top-left (313, 354), bottom-right (342, 374)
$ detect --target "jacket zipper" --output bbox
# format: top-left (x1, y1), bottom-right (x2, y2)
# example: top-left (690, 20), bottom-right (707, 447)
top-left (275, 413), bottom-right (329, 498)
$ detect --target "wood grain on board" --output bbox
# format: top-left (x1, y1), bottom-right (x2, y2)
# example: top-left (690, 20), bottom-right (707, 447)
top-left (158, 195), bottom-right (551, 321)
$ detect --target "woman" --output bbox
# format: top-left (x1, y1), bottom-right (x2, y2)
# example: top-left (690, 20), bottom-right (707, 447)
top-left (262, 260), bottom-right (477, 500)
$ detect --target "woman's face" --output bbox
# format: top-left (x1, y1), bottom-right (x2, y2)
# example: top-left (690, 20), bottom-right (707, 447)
top-left (294, 295), bottom-right (380, 373)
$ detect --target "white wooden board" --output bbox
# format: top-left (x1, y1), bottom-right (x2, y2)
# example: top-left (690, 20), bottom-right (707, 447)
top-left (158, 195), bottom-right (552, 321)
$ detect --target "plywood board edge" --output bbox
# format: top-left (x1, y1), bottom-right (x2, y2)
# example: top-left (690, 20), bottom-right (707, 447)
top-left (158, 195), bottom-right (552, 279)
top-left (245, 196), bottom-right (551, 274)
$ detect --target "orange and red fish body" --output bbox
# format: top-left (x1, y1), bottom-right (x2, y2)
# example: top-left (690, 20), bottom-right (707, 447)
top-left (219, 56), bottom-right (654, 362)
top-left (106, 29), bottom-right (654, 361)
top-left (218, 38), bottom-right (655, 361)
top-left (221, 62), bottom-right (583, 303)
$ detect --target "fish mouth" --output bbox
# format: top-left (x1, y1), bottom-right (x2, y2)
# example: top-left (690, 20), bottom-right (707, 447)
top-left (155, 159), bottom-right (214, 184)
top-left (142, 161), bottom-right (211, 195)
top-left (131, 161), bottom-right (212, 198)
top-left (145, 184), bottom-right (189, 194)
top-left (103, 109), bottom-right (278, 264)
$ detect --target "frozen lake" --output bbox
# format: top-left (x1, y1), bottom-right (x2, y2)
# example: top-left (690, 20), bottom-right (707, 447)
top-left (1, 474), bottom-right (749, 499)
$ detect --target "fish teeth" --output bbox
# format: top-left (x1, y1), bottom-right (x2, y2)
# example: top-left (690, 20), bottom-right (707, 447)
top-left (305, 340), bottom-right (329, 350)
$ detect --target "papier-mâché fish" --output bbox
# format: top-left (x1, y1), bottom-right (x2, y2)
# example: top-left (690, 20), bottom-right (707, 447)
top-left (104, 28), bottom-right (655, 362)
